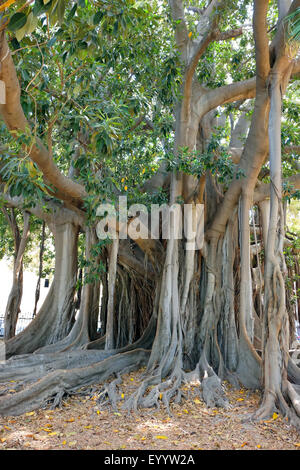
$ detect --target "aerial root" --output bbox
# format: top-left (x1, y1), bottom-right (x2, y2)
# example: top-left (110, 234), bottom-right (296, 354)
top-left (199, 352), bottom-right (231, 410)
top-left (97, 374), bottom-right (123, 411)
top-left (50, 390), bottom-right (66, 410)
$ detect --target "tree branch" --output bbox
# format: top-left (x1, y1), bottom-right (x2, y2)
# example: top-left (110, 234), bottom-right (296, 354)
top-left (195, 77), bottom-right (256, 119)
top-left (0, 33), bottom-right (87, 205)
top-left (0, 190), bottom-right (85, 227)
top-left (282, 145), bottom-right (300, 155)
top-left (254, 174), bottom-right (300, 203)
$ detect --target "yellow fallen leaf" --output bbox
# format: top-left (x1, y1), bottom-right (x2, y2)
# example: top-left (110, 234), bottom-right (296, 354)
top-left (272, 412), bottom-right (279, 420)
top-left (84, 425), bottom-right (92, 429)
top-left (4, 426), bottom-right (11, 430)
top-left (294, 443), bottom-right (300, 447)
top-left (26, 412), bottom-right (35, 416)
top-left (48, 432), bottom-right (58, 436)
top-left (241, 442), bottom-right (247, 447)
top-left (68, 441), bottom-right (77, 446)
top-left (188, 32), bottom-right (192, 38)
top-left (66, 418), bottom-right (75, 423)
top-left (1, 438), bottom-right (6, 443)
top-left (121, 393), bottom-right (124, 399)
top-left (62, 441), bottom-right (67, 445)
top-left (256, 444), bottom-right (262, 449)
top-left (159, 393), bottom-right (163, 400)
top-left (155, 435), bottom-right (168, 440)
top-left (194, 399), bottom-right (201, 405)
top-left (183, 409), bottom-right (189, 414)
top-left (237, 398), bottom-right (244, 402)
top-left (96, 410), bottom-right (101, 415)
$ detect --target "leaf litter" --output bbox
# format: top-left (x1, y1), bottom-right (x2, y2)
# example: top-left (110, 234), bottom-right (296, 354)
top-left (0, 368), bottom-right (299, 450)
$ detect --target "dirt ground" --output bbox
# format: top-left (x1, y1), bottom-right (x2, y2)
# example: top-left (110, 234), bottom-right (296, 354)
top-left (0, 367), bottom-right (299, 451)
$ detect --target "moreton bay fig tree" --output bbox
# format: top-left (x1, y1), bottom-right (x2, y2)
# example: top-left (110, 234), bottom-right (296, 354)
top-left (0, 0), bottom-right (299, 427)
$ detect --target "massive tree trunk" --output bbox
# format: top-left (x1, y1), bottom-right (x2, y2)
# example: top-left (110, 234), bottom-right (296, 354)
top-left (0, 0), bottom-right (299, 426)
top-left (5, 220), bottom-right (79, 357)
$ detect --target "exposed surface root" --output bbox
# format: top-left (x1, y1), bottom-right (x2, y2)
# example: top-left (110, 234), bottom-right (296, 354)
top-left (199, 353), bottom-right (231, 410)
top-left (0, 349), bottom-right (150, 416)
top-left (97, 374), bottom-right (124, 411)
top-left (107, 351), bottom-right (232, 417)
top-left (121, 370), bottom-right (185, 416)
top-left (0, 316), bottom-right (157, 417)
top-left (0, 350), bottom-right (116, 384)
top-left (287, 382), bottom-right (300, 418)
top-left (288, 358), bottom-right (300, 385)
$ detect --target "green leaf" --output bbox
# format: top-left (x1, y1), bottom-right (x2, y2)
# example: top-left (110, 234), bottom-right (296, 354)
top-left (67, 4), bottom-right (77, 21)
top-left (15, 24), bottom-right (27, 42)
top-left (93, 11), bottom-right (103, 25)
top-left (52, 0), bottom-right (66, 26)
top-left (26, 13), bottom-right (39, 35)
top-left (33, 0), bottom-right (53, 16)
top-left (47, 36), bottom-right (57, 47)
top-left (7, 13), bottom-right (27, 33)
